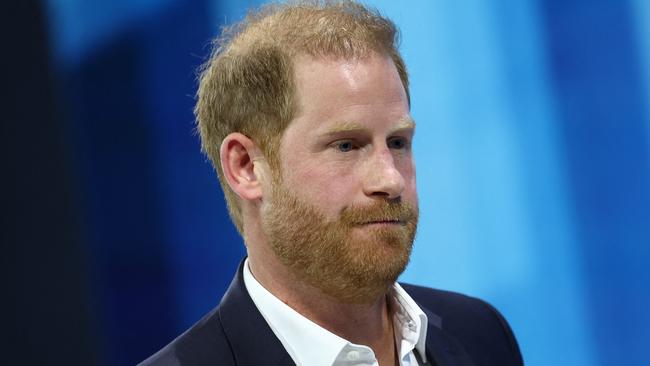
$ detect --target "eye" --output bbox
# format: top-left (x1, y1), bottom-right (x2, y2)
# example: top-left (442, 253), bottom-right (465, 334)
top-left (333, 140), bottom-right (357, 152)
top-left (388, 137), bottom-right (409, 150)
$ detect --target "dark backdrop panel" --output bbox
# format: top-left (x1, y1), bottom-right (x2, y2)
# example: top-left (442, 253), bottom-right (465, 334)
top-left (2, 1), bottom-right (97, 364)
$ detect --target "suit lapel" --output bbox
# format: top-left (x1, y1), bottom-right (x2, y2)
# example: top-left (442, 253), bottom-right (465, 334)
top-left (218, 261), bottom-right (295, 366)
top-left (421, 306), bottom-right (475, 366)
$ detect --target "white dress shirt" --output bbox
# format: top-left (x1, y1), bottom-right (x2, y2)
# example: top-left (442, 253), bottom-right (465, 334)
top-left (243, 258), bottom-right (428, 366)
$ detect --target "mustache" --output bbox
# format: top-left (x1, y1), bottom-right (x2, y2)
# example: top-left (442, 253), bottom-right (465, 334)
top-left (340, 200), bottom-right (418, 225)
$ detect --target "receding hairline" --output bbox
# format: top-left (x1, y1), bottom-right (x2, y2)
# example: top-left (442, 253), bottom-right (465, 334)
top-left (215, 1), bottom-right (401, 59)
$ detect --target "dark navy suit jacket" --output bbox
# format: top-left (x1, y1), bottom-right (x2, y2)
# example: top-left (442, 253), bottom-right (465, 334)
top-left (140, 261), bottom-right (523, 366)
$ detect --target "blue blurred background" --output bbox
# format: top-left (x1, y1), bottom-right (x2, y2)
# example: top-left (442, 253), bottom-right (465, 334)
top-left (6, 0), bottom-right (649, 365)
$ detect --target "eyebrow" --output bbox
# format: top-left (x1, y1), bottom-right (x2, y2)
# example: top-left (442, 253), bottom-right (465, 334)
top-left (322, 116), bottom-right (416, 136)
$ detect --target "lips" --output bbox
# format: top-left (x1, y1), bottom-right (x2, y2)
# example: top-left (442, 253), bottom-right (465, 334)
top-left (359, 218), bottom-right (405, 225)
top-left (340, 201), bottom-right (417, 228)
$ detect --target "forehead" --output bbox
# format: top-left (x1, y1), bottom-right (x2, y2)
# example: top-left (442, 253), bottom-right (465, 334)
top-left (288, 54), bottom-right (411, 134)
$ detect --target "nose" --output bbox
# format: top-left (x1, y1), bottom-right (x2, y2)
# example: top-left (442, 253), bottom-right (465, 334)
top-left (362, 149), bottom-right (405, 199)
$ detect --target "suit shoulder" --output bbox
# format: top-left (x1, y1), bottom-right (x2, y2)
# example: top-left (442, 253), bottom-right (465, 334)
top-left (401, 283), bottom-right (524, 365)
top-left (401, 283), bottom-right (482, 307)
top-left (138, 306), bottom-right (236, 366)
top-left (401, 283), bottom-right (504, 318)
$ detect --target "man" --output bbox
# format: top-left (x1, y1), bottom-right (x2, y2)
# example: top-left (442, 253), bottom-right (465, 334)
top-left (141, 1), bottom-right (523, 365)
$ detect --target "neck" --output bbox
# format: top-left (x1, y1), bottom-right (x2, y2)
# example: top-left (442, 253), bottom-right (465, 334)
top-left (247, 251), bottom-right (397, 364)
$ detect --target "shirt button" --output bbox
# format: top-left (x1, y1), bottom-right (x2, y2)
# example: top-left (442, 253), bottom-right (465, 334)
top-left (407, 320), bottom-right (416, 331)
top-left (347, 350), bottom-right (360, 361)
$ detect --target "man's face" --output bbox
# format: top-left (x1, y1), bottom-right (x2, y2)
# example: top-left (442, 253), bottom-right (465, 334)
top-left (261, 54), bottom-right (418, 303)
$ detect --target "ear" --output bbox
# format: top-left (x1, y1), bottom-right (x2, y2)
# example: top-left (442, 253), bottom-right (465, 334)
top-left (220, 133), bottom-right (266, 202)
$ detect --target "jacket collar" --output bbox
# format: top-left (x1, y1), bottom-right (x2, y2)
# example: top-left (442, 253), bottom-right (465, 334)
top-left (421, 306), bottom-right (475, 366)
top-left (218, 260), bottom-right (295, 365)
top-left (218, 260), bottom-right (475, 366)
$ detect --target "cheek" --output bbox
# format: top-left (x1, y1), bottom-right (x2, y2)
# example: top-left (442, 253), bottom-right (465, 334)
top-left (284, 160), bottom-right (359, 208)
